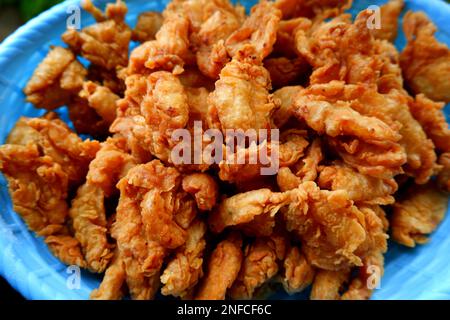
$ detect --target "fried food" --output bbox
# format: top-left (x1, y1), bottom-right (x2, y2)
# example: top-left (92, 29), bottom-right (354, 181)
top-left (161, 219), bottom-right (206, 298)
top-left (209, 189), bottom-right (291, 234)
top-left (284, 182), bottom-right (371, 270)
top-left (127, 12), bottom-right (190, 75)
top-left (132, 11), bottom-right (164, 42)
top-left (188, 0), bottom-right (245, 79)
top-left (409, 94), bottom-right (450, 153)
top-left (69, 137), bottom-right (135, 273)
top-left (225, 1), bottom-right (282, 61)
top-left (318, 161), bottom-right (398, 205)
top-left (229, 235), bottom-right (286, 299)
top-left (63, 0), bottom-right (131, 70)
top-left (182, 173), bottom-right (219, 211)
top-left (0, 114), bottom-right (99, 267)
top-left (281, 246), bottom-right (315, 295)
top-left (275, 0), bottom-right (353, 21)
top-left (24, 47), bottom-right (86, 110)
top-left (370, 0), bottom-right (404, 42)
top-left (391, 182), bottom-right (448, 247)
top-left (438, 153), bottom-right (450, 193)
top-left (400, 11), bottom-right (450, 103)
top-left (196, 232), bottom-right (243, 300)
top-left (4, 0), bottom-right (450, 302)
top-left (208, 45), bottom-right (277, 133)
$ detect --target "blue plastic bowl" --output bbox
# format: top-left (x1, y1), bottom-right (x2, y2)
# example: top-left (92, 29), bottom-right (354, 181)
top-left (0, 0), bottom-right (449, 300)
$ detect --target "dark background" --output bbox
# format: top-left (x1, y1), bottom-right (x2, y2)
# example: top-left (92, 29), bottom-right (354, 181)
top-left (0, 276), bottom-right (24, 300)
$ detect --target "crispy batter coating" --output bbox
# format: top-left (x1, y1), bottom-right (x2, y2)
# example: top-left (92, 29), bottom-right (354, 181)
top-left (400, 11), bottom-right (450, 103)
top-left (111, 71), bottom-right (189, 163)
top-left (209, 189), bottom-right (291, 234)
top-left (161, 220), bottom-right (207, 298)
top-left (391, 182), bottom-right (448, 247)
top-left (284, 182), bottom-right (369, 270)
top-left (132, 11), bottom-right (164, 42)
top-left (310, 269), bottom-right (350, 300)
top-left (208, 45), bottom-right (277, 133)
top-left (196, 232), bottom-right (243, 300)
top-left (218, 130), bottom-right (308, 184)
top-left (70, 138), bottom-right (135, 273)
top-left (409, 94), bottom-right (450, 153)
top-left (230, 235), bottom-right (286, 299)
top-left (113, 162), bottom-right (180, 299)
top-left (0, 114), bottom-right (99, 267)
top-left (182, 173), bottom-right (219, 211)
top-left (281, 246), bottom-right (315, 295)
top-left (272, 86), bottom-right (303, 128)
top-left (24, 47), bottom-right (86, 110)
top-left (187, 0), bottom-right (245, 79)
top-left (341, 250), bottom-right (384, 300)
top-left (91, 251), bottom-right (126, 300)
top-left (293, 88), bottom-right (402, 143)
top-left (62, 0), bottom-right (131, 70)
top-left (275, 0), bottom-right (353, 20)
top-left (438, 153), bottom-right (450, 193)
top-left (295, 11), bottom-right (381, 85)
top-left (128, 13), bottom-right (190, 75)
top-left (318, 161), bottom-right (398, 205)
top-left (370, 0), bottom-right (404, 42)
top-left (225, 1), bottom-right (282, 60)
top-left (45, 233), bottom-right (86, 267)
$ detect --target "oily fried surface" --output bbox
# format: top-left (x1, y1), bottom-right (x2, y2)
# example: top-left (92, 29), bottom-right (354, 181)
top-left (391, 182), bottom-right (448, 247)
top-left (196, 232), bottom-right (243, 300)
top-left (4, 0), bottom-right (450, 301)
top-left (400, 11), bottom-right (450, 103)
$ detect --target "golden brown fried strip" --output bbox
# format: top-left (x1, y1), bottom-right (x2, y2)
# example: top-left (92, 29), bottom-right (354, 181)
top-left (230, 235), bottom-right (286, 299)
top-left (91, 251), bottom-right (126, 300)
top-left (225, 1), bottom-right (282, 60)
top-left (409, 94), bottom-right (450, 153)
top-left (128, 13), bottom-right (190, 75)
top-left (45, 233), bottom-right (86, 267)
top-left (295, 11), bottom-right (380, 85)
top-left (310, 269), bottom-right (350, 300)
top-left (281, 246), bottom-right (315, 295)
top-left (196, 232), bottom-right (243, 300)
top-left (209, 188), bottom-right (291, 234)
top-left (161, 220), bottom-right (207, 298)
top-left (111, 71), bottom-right (189, 164)
top-left (132, 11), bottom-right (164, 42)
top-left (284, 182), bottom-right (368, 270)
top-left (391, 182), bottom-right (448, 247)
top-left (400, 11), bottom-right (450, 103)
top-left (24, 47), bottom-right (86, 110)
top-left (208, 45), bottom-right (277, 133)
top-left (69, 138), bottom-right (135, 273)
top-left (275, 0), bottom-right (353, 21)
top-left (370, 0), bottom-right (404, 42)
top-left (318, 161), bottom-right (398, 205)
top-left (0, 115), bottom-right (100, 268)
top-left (272, 86), bottom-right (303, 129)
top-left (188, 0), bottom-right (245, 79)
top-left (182, 173), bottom-right (219, 211)
top-left (63, 0), bottom-right (131, 70)
top-left (438, 153), bottom-right (450, 193)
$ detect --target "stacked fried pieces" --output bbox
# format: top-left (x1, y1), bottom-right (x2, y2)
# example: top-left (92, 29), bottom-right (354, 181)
top-left (0, 0), bottom-right (449, 300)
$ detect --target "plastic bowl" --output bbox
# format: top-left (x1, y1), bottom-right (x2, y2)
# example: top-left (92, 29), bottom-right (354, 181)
top-left (0, 0), bottom-right (449, 300)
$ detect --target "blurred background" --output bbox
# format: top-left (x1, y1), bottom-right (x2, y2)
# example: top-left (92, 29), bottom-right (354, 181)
top-left (0, 0), bottom-right (63, 41)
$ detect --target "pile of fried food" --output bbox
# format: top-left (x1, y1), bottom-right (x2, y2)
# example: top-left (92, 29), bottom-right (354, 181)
top-left (0, 0), bottom-right (449, 300)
